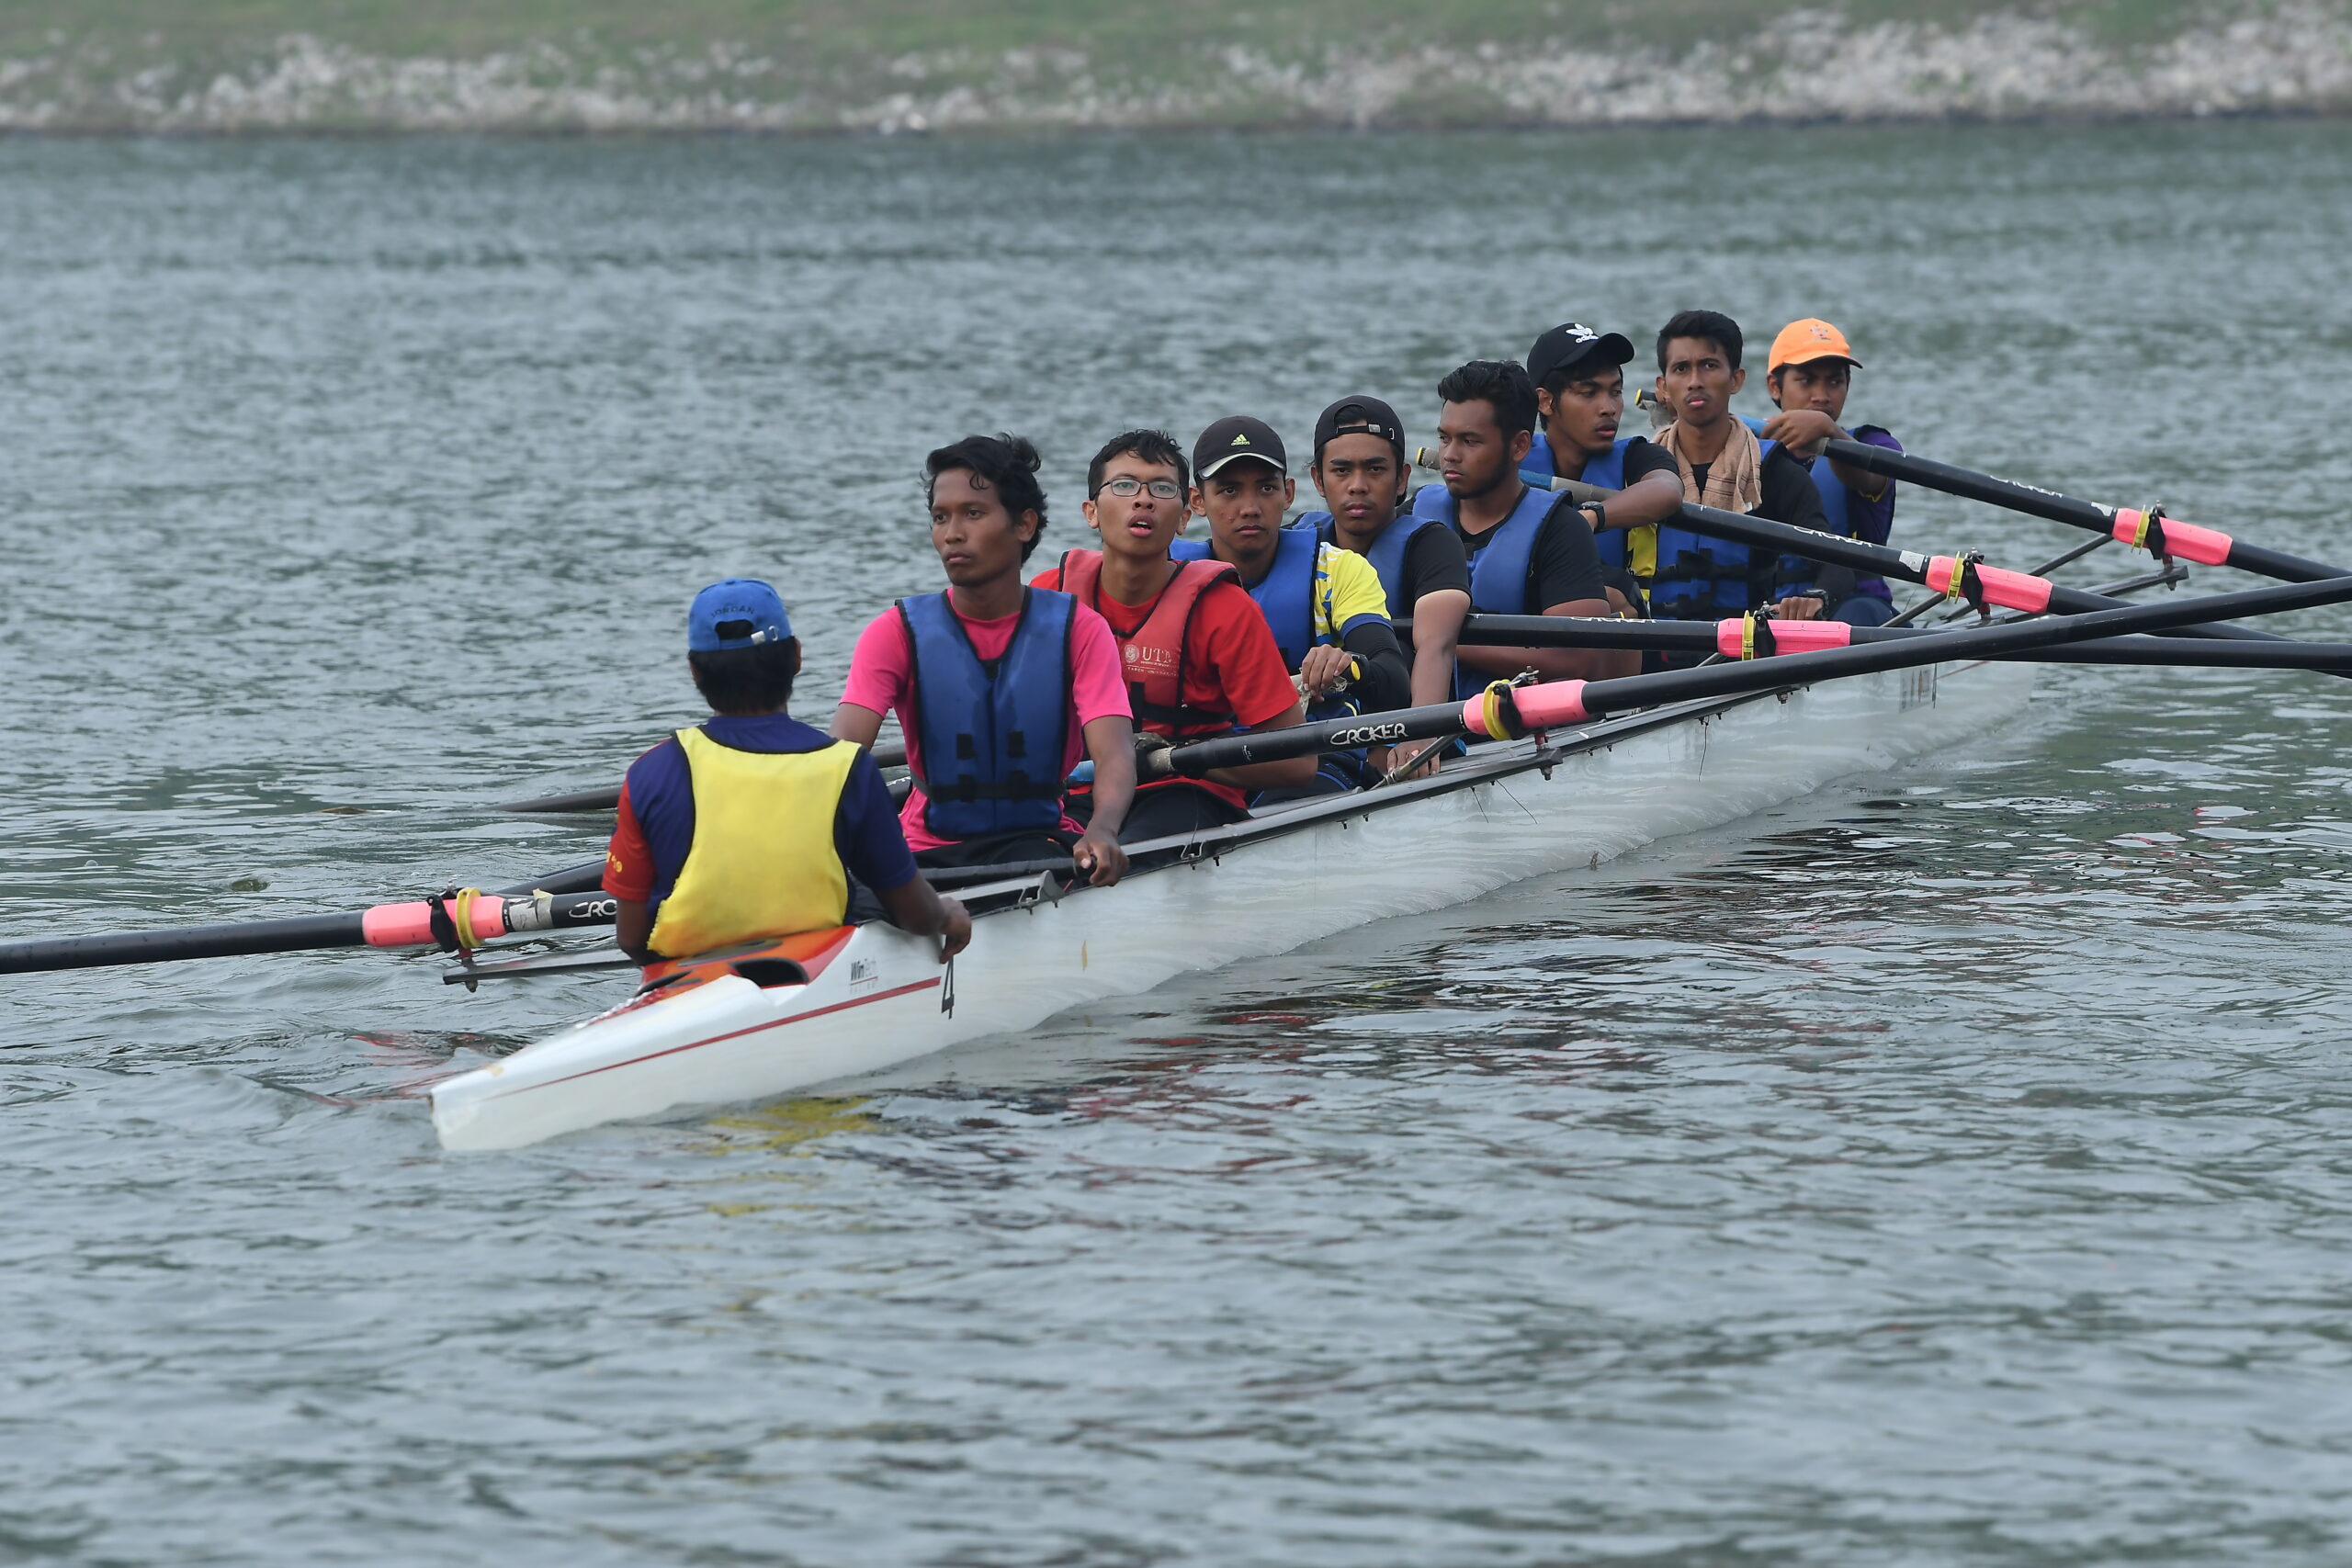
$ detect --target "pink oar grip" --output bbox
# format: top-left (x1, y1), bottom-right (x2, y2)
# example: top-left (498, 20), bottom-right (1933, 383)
top-left (1509, 680), bottom-right (1590, 729)
top-left (1927, 555), bottom-right (2052, 613)
top-left (2159, 515), bottom-right (2233, 566)
top-left (362, 901), bottom-right (438, 948)
top-left (2112, 509), bottom-right (2233, 567)
top-left (1770, 620), bottom-right (1854, 653)
top-left (1973, 563), bottom-right (2055, 612)
top-left (1714, 617), bottom-right (1854, 658)
top-left (360, 894), bottom-right (511, 949)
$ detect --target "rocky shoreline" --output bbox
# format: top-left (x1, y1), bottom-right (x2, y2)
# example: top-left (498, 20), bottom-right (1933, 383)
top-left (2, 6), bottom-right (2347, 133)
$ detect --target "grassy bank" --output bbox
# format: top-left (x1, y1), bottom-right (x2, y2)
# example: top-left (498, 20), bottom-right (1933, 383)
top-left (0, 0), bottom-right (2338, 131)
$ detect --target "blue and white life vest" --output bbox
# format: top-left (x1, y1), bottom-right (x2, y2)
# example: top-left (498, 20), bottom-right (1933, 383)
top-left (1649, 438), bottom-right (1782, 621)
top-left (896, 588), bottom-right (1075, 840)
top-left (1410, 480), bottom-right (1558, 618)
top-left (1170, 523), bottom-right (1326, 673)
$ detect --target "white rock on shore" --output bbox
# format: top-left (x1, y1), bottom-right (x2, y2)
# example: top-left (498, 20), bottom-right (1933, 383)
top-left (1, 6), bottom-right (2347, 131)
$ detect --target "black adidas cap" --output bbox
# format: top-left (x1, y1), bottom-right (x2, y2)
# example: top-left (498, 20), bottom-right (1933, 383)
top-left (1193, 415), bottom-right (1288, 481)
top-left (1528, 321), bottom-right (1634, 388)
top-left (1311, 394), bottom-right (1406, 461)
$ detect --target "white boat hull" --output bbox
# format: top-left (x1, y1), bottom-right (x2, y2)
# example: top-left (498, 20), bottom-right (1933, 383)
top-left (429, 660), bottom-right (2030, 1150)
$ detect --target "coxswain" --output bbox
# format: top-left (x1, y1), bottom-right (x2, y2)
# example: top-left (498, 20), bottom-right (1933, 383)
top-left (1524, 321), bottom-right (1687, 657)
top-left (1170, 414), bottom-right (1407, 795)
top-left (832, 434), bottom-right (1136, 884)
top-left (1758, 317), bottom-right (1901, 626)
top-left (1648, 309), bottom-right (1832, 626)
top-left (1302, 394), bottom-right (1470, 779)
top-left (1412, 359), bottom-right (1614, 689)
top-left (1032, 428), bottom-right (1317, 839)
top-left (605, 579), bottom-right (970, 964)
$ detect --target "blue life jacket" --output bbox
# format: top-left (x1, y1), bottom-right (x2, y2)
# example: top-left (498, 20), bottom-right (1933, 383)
top-left (1305, 506), bottom-right (1451, 623)
top-left (1411, 480), bottom-right (1557, 618)
top-left (1528, 432), bottom-right (1633, 572)
top-left (1170, 523), bottom-right (1325, 673)
top-left (1770, 452), bottom-right (1893, 604)
top-left (1649, 437), bottom-right (1781, 621)
top-left (1411, 480), bottom-right (1566, 699)
top-left (896, 588), bottom-right (1074, 840)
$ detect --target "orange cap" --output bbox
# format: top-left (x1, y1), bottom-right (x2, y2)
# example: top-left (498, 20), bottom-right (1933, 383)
top-left (1769, 318), bottom-right (1861, 373)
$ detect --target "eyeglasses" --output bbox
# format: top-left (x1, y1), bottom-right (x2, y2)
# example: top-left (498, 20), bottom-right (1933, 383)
top-left (1096, 477), bottom-right (1183, 500)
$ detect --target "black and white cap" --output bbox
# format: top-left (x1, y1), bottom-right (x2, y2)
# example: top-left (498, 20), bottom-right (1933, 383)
top-left (1527, 321), bottom-right (1635, 387)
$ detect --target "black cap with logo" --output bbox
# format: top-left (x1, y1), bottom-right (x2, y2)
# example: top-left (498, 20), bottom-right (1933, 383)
top-left (1311, 394), bottom-right (1406, 462)
top-left (1527, 321), bottom-right (1635, 389)
top-left (1193, 415), bottom-right (1288, 482)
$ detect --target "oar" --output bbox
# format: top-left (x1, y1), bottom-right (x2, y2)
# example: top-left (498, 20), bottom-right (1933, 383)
top-left (1822, 439), bottom-right (2346, 584)
top-left (1412, 450), bottom-right (2288, 644)
top-left (495, 739), bottom-right (911, 814)
top-left (1171, 570), bottom-right (2352, 775)
top-left (0, 886), bottom-right (622, 976)
top-left (1417, 612), bottom-right (2352, 671)
top-left (514, 861), bottom-right (608, 897)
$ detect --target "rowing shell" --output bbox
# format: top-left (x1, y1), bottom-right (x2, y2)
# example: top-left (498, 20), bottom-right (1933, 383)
top-left (428, 659), bottom-right (2031, 1150)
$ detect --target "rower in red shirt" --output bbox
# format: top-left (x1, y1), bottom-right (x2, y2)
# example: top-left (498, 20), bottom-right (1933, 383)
top-left (1031, 428), bottom-right (1316, 840)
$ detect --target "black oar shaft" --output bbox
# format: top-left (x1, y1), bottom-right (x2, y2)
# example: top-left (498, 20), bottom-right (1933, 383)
top-left (495, 861), bottom-right (607, 897)
top-left (1656, 492), bottom-right (2277, 642)
top-left (492, 786), bottom-right (620, 815)
top-left (1176, 571), bottom-right (2352, 774)
top-left (1570, 571), bottom-right (2352, 716)
top-left (0, 888), bottom-right (618, 976)
top-left (1497, 458), bottom-right (2284, 644)
top-left (0, 912), bottom-right (371, 974)
top-left (1430, 613), bottom-right (2352, 669)
top-left (1822, 439), bottom-right (2347, 586)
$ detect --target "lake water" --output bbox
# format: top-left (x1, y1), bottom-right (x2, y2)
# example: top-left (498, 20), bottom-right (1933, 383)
top-left (5, 120), bottom-right (2352, 1563)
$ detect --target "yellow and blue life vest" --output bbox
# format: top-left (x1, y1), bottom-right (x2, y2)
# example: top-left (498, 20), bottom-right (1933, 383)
top-left (898, 588), bottom-right (1075, 840)
top-left (647, 728), bottom-right (858, 960)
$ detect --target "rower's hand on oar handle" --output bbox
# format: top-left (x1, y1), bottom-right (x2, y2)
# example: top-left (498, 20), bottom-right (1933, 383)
top-left (1072, 825), bottom-right (1128, 888)
top-left (1770, 592), bottom-right (1828, 622)
top-left (1758, 407), bottom-right (1840, 459)
top-left (1133, 731), bottom-right (1179, 782)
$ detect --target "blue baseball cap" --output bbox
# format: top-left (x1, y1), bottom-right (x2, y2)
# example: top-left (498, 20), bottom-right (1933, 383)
top-left (686, 579), bottom-right (793, 652)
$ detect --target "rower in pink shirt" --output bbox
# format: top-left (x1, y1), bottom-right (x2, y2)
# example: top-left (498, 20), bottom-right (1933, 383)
top-left (832, 433), bottom-right (1136, 883)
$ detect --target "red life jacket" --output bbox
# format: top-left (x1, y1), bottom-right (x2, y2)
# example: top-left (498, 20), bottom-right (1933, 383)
top-left (1056, 550), bottom-right (1242, 742)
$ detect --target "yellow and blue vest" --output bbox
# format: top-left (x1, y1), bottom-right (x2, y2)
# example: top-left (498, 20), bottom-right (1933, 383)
top-left (647, 727), bottom-right (858, 959)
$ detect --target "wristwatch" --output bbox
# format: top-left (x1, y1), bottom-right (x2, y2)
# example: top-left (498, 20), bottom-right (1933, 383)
top-left (1579, 502), bottom-right (1607, 531)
